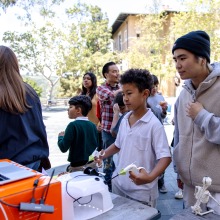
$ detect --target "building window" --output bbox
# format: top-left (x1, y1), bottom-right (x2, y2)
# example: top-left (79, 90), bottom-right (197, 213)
top-left (124, 30), bottom-right (127, 42)
top-left (136, 33), bottom-right (140, 38)
top-left (118, 34), bottom-right (122, 51)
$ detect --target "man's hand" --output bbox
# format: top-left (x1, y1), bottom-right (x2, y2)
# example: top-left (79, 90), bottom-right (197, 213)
top-left (96, 123), bottom-right (102, 132)
top-left (113, 103), bottom-right (120, 114)
top-left (113, 88), bottom-right (122, 97)
top-left (186, 101), bottom-right (204, 120)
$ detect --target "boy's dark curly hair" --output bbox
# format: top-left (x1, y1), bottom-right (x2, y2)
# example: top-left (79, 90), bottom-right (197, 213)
top-left (68, 95), bottom-right (92, 116)
top-left (120, 69), bottom-right (153, 92)
top-left (114, 91), bottom-right (124, 107)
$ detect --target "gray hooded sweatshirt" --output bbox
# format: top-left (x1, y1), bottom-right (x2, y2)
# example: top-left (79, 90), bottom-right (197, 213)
top-left (173, 62), bottom-right (220, 192)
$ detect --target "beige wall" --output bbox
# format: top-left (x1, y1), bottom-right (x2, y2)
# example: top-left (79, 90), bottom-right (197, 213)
top-left (113, 16), bottom-right (140, 51)
top-left (112, 14), bottom-right (176, 97)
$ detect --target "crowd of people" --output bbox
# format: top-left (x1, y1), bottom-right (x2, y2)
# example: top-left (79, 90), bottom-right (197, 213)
top-left (1, 29), bottom-right (220, 215)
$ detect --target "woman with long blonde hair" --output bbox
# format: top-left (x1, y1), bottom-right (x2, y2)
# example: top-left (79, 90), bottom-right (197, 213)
top-left (0, 45), bottom-right (49, 170)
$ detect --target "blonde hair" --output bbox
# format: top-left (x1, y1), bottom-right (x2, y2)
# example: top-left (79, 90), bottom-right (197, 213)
top-left (0, 46), bottom-right (30, 114)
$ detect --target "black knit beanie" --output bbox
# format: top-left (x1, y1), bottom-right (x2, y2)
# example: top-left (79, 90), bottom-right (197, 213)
top-left (172, 30), bottom-right (210, 63)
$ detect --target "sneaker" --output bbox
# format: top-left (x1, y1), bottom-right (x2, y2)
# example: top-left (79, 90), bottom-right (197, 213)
top-left (159, 185), bottom-right (168, 193)
top-left (175, 189), bottom-right (183, 199)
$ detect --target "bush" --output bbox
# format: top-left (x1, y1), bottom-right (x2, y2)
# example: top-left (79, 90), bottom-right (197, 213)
top-left (23, 77), bottom-right (43, 97)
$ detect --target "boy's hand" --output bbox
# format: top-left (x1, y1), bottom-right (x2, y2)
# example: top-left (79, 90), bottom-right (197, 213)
top-left (94, 150), bottom-right (105, 168)
top-left (129, 168), bottom-right (151, 185)
top-left (160, 101), bottom-right (168, 112)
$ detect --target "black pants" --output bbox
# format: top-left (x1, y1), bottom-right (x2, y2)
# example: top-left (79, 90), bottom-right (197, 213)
top-left (158, 172), bottom-right (165, 189)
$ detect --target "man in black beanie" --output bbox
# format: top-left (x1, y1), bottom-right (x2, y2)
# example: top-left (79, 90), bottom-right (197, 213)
top-left (172, 30), bottom-right (220, 215)
top-left (172, 30), bottom-right (210, 63)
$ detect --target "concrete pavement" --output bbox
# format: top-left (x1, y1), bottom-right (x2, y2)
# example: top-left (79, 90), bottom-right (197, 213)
top-left (157, 159), bottom-right (183, 219)
top-left (43, 106), bottom-right (70, 167)
top-left (43, 106), bottom-right (184, 219)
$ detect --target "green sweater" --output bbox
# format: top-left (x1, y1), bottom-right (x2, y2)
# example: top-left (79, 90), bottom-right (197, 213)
top-left (58, 119), bottom-right (98, 166)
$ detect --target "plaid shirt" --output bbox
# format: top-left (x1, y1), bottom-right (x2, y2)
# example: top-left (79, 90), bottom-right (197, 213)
top-left (96, 83), bottom-right (120, 132)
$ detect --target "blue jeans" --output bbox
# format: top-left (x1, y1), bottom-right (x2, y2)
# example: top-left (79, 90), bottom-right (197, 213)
top-left (102, 130), bottom-right (116, 191)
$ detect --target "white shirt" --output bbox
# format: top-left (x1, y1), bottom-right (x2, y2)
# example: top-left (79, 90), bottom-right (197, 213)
top-left (112, 109), bottom-right (171, 202)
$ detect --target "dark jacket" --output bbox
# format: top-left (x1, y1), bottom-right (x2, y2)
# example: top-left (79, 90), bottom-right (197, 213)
top-left (0, 84), bottom-right (49, 165)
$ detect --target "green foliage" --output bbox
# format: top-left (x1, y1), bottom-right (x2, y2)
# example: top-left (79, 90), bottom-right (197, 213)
top-left (121, 11), bottom-right (175, 87)
top-left (3, 21), bottom-right (67, 100)
top-left (4, 0), bottom-right (220, 98)
top-left (58, 2), bottom-right (116, 97)
top-left (23, 77), bottom-right (43, 97)
top-left (1, 0), bottom-right (67, 100)
top-left (120, 0), bottom-right (220, 95)
top-left (0, 0), bottom-right (64, 16)
top-left (0, 0), bottom-right (16, 12)
top-left (170, 0), bottom-right (220, 62)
